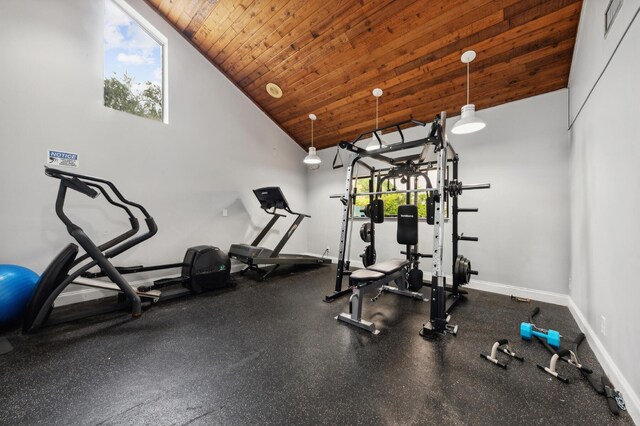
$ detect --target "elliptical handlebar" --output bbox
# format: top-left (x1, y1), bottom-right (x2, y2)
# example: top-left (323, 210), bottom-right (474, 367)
top-left (44, 166), bottom-right (158, 262)
top-left (44, 166), bottom-right (151, 218)
top-left (46, 167), bottom-right (99, 199)
top-left (71, 181), bottom-right (141, 267)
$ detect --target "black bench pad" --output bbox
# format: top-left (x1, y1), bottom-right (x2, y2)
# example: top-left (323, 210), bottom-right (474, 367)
top-left (350, 269), bottom-right (385, 283)
top-left (368, 259), bottom-right (409, 274)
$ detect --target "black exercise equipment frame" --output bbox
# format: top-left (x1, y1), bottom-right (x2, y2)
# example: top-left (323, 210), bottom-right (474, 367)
top-left (324, 117), bottom-right (444, 303)
top-left (325, 112), bottom-right (490, 339)
top-left (23, 167), bottom-right (154, 332)
top-left (23, 167), bottom-right (230, 333)
top-left (229, 187), bottom-right (331, 281)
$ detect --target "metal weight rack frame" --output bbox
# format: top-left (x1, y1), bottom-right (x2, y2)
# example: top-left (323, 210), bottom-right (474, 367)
top-left (325, 112), bottom-right (489, 338)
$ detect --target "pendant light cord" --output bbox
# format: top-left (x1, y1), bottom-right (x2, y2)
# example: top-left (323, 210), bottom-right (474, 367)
top-left (376, 96), bottom-right (379, 130)
top-left (466, 61), bottom-right (470, 105)
top-left (375, 96), bottom-right (379, 132)
top-left (311, 118), bottom-right (314, 147)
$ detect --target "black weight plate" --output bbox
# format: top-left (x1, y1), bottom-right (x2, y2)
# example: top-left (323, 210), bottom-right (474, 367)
top-left (464, 258), bottom-right (471, 283)
top-left (454, 255), bottom-right (463, 283)
top-left (360, 245), bottom-right (376, 267)
top-left (360, 223), bottom-right (372, 243)
top-left (408, 268), bottom-right (423, 291)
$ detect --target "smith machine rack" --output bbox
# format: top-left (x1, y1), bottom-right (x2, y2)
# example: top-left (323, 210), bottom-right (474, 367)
top-left (325, 112), bottom-right (490, 338)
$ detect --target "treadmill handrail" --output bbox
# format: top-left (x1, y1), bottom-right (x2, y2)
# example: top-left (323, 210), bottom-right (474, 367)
top-left (251, 213), bottom-right (283, 247)
top-left (283, 207), bottom-right (311, 218)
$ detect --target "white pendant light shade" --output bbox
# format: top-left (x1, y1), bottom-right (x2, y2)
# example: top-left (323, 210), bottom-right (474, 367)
top-left (451, 104), bottom-right (486, 134)
top-left (304, 146), bottom-right (321, 164)
top-left (365, 131), bottom-right (386, 151)
top-left (304, 113), bottom-right (321, 165)
top-left (451, 50), bottom-right (486, 135)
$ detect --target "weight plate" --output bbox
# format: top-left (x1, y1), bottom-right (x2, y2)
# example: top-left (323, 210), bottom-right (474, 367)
top-left (454, 255), bottom-right (471, 285)
top-left (454, 255), bottom-right (463, 284)
top-left (360, 245), bottom-right (376, 267)
top-left (359, 223), bottom-right (372, 243)
top-left (464, 259), bottom-right (471, 283)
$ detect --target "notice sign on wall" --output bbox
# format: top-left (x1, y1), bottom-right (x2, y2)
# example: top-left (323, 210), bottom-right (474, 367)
top-left (47, 150), bottom-right (79, 168)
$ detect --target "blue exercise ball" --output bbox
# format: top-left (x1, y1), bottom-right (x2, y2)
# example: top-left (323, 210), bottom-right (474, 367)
top-left (0, 265), bottom-right (39, 327)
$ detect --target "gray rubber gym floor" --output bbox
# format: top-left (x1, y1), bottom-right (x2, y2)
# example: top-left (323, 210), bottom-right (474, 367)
top-left (0, 264), bottom-right (634, 425)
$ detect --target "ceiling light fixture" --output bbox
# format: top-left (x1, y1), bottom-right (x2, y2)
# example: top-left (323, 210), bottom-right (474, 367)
top-left (266, 82), bottom-right (283, 98)
top-left (366, 88), bottom-right (387, 151)
top-left (303, 113), bottom-right (321, 165)
top-left (451, 50), bottom-right (486, 135)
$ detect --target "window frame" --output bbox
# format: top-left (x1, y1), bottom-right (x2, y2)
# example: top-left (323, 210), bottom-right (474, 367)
top-left (604, 0), bottom-right (623, 36)
top-left (351, 168), bottom-right (449, 221)
top-left (105, 0), bottom-right (169, 123)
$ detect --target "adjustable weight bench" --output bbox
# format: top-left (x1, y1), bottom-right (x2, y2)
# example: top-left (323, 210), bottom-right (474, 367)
top-left (336, 205), bottom-right (427, 334)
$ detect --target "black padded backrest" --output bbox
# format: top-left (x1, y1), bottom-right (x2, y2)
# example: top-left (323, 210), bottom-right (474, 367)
top-left (397, 205), bottom-right (418, 245)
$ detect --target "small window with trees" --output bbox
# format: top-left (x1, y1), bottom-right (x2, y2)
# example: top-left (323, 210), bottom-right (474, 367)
top-left (104, 0), bottom-right (167, 122)
top-left (352, 171), bottom-right (446, 220)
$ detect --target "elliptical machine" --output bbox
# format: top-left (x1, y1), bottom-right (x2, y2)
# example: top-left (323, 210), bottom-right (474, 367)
top-left (23, 167), bottom-right (231, 333)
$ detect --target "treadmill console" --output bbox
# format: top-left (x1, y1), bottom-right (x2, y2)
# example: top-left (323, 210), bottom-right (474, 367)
top-left (253, 187), bottom-right (289, 211)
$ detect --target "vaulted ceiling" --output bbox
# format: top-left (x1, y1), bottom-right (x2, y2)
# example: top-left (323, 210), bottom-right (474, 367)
top-left (146, 0), bottom-right (582, 150)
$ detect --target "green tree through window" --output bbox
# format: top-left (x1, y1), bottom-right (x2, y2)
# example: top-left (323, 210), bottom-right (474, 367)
top-left (104, 72), bottom-right (162, 120)
top-left (353, 176), bottom-right (431, 218)
top-left (104, 0), bottom-right (166, 122)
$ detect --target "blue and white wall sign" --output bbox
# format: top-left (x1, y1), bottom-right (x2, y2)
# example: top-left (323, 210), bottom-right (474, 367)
top-left (47, 149), bottom-right (79, 168)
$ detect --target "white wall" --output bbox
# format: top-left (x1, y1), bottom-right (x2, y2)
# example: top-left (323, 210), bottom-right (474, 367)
top-left (308, 89), bottom-right (570, 295)
top-left (569, 0), bottom-right (640, 417)
top-left (569, 0), bottom-right (640, 124)
top-left (0, 0), bottom-right (309, 283)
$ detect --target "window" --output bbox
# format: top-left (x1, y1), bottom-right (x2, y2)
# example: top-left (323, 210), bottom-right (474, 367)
top-left (352, 170), bottom-right (447, 220)
top-left (605, 0), bottom-right (623, 35)
top-left (103, 0), bottom-right (167, 122)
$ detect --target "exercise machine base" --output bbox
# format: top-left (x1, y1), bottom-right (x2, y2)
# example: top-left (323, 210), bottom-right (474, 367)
top-left (420, 319), bottom-right (458, 339)
top-left (381, 285), bottom-right (425, 300)
top-left (336, 313), bottom-right (380, 335)
top-left (323, 288), bottom-right (352, 303)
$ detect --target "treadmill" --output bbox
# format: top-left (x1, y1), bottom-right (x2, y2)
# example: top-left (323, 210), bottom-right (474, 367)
top-left (229, 187), bottom-right (331, 280)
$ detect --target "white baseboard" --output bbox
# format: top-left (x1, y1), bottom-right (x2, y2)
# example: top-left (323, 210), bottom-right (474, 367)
top-left (56, 276), bottom-right (167, 307)
top-left (55, 288), bottom-right (112, 306)
top-left (465, 277), bottom-right (569, 306)
top-left (568, 299), bottom-right (639, 422)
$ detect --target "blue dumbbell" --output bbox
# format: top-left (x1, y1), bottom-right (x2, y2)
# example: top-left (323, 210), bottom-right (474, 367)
top-left (520, 322), bottom-right (561, 348)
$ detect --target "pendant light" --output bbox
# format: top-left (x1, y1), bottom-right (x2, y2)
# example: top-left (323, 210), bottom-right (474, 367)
top-left (366, 88), bottom-right (387, 151)
top-left (451, 50), bottom-right (486, 135)
top-left (303, 113), bottom-right (321, 164)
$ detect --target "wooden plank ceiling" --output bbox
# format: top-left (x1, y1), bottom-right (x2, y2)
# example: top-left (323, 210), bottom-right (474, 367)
top-left (146, 0), bottom-right (582, 150)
